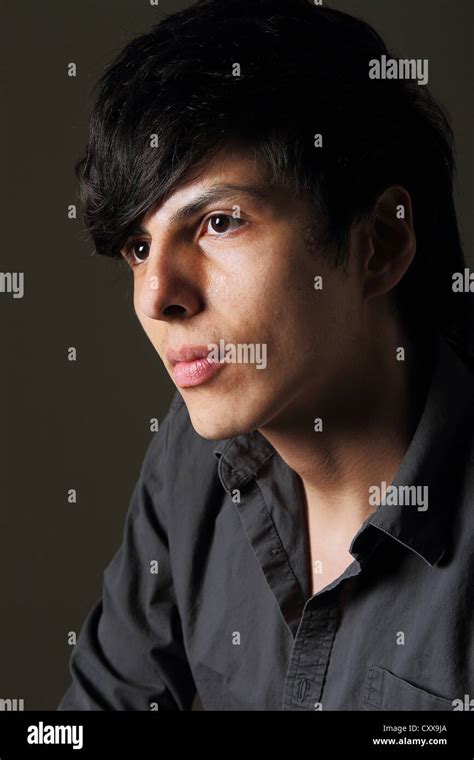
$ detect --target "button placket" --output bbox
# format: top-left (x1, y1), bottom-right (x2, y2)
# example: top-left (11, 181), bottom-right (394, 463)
top-left (283, 602), bottom-right (339, 711)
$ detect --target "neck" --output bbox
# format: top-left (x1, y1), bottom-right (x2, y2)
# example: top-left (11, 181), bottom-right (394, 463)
top-left (258, 328), bottom-right (434, 531)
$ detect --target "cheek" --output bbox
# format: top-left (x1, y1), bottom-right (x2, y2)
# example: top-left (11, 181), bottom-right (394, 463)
top-left (206, 263), bottom-right (268, 336)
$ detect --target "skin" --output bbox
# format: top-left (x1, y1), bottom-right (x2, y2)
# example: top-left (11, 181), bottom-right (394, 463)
top-left (122, 144), bottom-right (421, 595)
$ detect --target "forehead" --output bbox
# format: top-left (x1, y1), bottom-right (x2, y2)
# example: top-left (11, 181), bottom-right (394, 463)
top-left (141, 146), bottom-right (282, 228)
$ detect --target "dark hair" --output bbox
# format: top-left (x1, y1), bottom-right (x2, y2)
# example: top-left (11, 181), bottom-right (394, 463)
top-left (76, 0), bottom-right (473, 360)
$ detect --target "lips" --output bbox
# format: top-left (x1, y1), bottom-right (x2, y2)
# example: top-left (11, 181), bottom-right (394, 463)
top-left (166, 345), bottom-right (213, 366)
top-left (166, 344), bottom-right (225, 389)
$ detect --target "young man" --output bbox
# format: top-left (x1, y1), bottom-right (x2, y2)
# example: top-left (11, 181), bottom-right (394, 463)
top-left (58, 0), bottom-right (474, 711)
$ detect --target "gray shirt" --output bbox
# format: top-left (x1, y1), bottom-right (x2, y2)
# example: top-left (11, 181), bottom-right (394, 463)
top-left (58, 338), bottom-right (474, 711)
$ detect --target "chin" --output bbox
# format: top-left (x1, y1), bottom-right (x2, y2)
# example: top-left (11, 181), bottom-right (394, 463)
top-left (185, 400), bottom-right (261, 441)
top-left (181, 377), bottom-right (278, 440)
top-left (187, 413), bottom-right (250, 441)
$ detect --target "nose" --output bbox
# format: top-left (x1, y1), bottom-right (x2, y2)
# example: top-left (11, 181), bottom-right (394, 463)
top-left (135, 238), bottom-right (203, 322)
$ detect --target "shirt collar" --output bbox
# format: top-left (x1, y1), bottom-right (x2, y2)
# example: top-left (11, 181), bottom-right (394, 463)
top-left (213, 338), bottom-right (474, 566)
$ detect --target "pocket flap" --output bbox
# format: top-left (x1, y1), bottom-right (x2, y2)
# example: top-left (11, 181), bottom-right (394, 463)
top-left (364, 665), bottom-right (454, 711)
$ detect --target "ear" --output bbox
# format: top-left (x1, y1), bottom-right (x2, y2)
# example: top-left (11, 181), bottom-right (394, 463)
top-left (362, 186), bottom-right (416, 302)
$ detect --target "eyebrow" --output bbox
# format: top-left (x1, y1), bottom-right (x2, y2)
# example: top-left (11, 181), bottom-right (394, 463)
top-left (127, 183), bottom-right (272, 237)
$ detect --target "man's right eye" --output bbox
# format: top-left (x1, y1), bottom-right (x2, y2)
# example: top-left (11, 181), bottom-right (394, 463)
top-left (124, 240), bottom-right (150, 266)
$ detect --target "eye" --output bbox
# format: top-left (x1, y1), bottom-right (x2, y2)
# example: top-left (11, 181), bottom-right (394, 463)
top-left (204, 214), bottom-right (246, 236)
top-left (125, 240), bottom-right (150, 266)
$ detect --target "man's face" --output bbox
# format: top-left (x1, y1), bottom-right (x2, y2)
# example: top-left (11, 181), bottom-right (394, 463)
top-left (123, 147), bottom-right (365, 439)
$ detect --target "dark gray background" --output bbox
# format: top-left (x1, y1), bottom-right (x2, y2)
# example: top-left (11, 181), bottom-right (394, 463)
top-left (1, 0), bottom-right (472, 709)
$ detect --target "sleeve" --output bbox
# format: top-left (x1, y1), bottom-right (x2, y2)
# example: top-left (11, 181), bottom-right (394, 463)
top-left (57, 392), bottom-right (196, 711)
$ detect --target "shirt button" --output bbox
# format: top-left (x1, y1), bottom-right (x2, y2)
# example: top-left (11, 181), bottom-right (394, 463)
top-left (298, 678), bottom-right (308, 701)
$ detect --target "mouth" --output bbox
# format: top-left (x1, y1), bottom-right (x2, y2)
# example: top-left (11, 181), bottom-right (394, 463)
top-left (166, 344), bottom-right (225, 389)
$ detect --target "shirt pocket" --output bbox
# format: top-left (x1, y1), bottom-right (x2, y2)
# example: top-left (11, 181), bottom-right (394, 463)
top-left (363, 665), bottom-right (454, 711)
